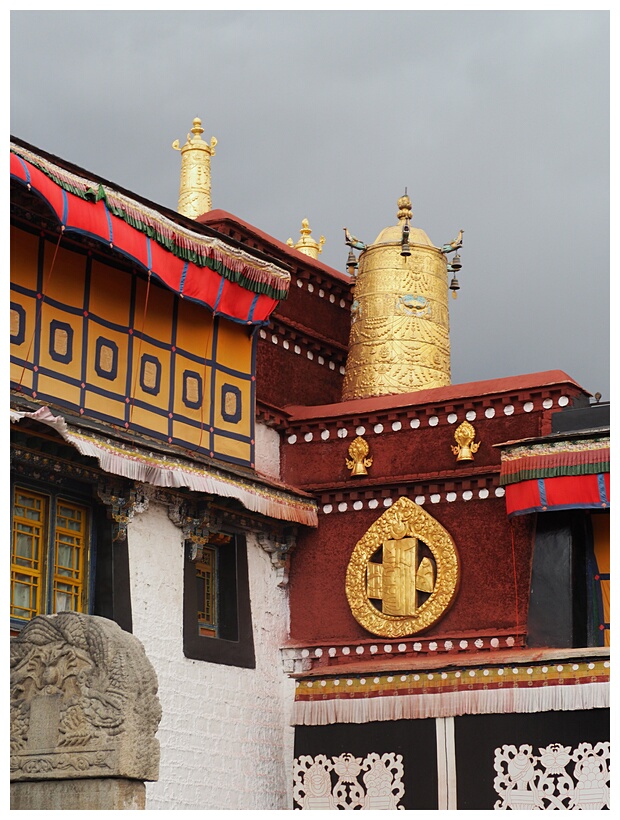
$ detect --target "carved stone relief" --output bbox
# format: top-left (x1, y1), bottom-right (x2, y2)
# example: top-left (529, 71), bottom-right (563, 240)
top-left (10, 612), bottom-right (161, 782)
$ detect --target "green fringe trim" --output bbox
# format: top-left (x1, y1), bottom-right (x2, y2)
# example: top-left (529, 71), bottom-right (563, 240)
top-left (12, 146), bottom-right (290, 302)
top-left (500, 461), bottom-right (610, 486)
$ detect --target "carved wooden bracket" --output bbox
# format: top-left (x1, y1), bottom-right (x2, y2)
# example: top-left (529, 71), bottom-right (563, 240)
top-left (97, 481), bottom-right (149, 542)
top-left (256, 529), bottom-right (297, 587)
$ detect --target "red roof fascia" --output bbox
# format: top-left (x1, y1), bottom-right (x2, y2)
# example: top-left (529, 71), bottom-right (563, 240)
top-left (198, 209), bottom-right (352, 287)
top-left (284, 370), bottom-right (588, 422)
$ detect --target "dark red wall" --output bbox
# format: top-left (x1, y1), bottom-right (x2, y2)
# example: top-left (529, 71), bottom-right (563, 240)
top-left (288, 493), bottom-right (535, 643)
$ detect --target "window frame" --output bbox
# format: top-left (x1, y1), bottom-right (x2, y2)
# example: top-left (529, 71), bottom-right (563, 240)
top-left (183, 531), bottom-right (255, 669)
top-left (11, 480), bottom-right (95, 629)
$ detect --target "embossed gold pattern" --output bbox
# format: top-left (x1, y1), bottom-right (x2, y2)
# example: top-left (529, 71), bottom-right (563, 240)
top-left (345, 496), bottom-right (459, 637)
top-left (53, 327), bottom-right (68, 357)
top-left (224, 390), bottom-right (237, 416)
top-left (11, 309), bottom-right (21, 338)
top-left (143, 360), bottom-right (158, 390)
top-left (342, 195), bottom-right (452, 400)
top-left (186, 376), bottom-right (199, 405)
top-left (173, 117), bottom-right (217, 219)
top-left (345, 436), bottom-right (373, 476)
top-left (99, 344), bottom-right (114, 373)
top-left (451, 420), bottom-right (481, 462)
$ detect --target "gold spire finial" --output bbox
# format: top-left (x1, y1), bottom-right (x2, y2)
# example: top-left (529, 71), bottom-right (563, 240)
top-left (397, 193), bottom-right (413, 223)
top-left (286, 218), bottom-right (325, 260)
top-left (172, 117), bottom-right (217, 219)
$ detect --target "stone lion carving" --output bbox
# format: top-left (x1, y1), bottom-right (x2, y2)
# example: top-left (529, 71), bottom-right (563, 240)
top-left (10, 613), bottom-right (161, 782)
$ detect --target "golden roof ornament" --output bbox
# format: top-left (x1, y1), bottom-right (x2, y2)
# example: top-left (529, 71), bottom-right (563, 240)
top-left (345, 496), bottom-right (460, 637)
top-left (342, 192), bottom-right (460, 401)
top-left (345, 436), bottom-right (373, 476)
top-left (286, 218), bottom-right (325, 259)
top-left (172, 117), bottom-right (217, 219)
top-left (451, 421), bottom-right (480, 462)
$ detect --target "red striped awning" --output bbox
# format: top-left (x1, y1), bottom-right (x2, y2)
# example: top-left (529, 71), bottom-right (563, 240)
top-left (10, 144), bottom-right (290, 325)
top-left (504, 474), bottom-right (610, 516)
top-left (500, 436), bottom-right (610, 516)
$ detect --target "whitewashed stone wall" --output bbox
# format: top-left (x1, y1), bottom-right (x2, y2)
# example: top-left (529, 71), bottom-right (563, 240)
top-left (254, 422), bottom-right (281, 480)
top-left (127, 502), bottom-right (295, 810)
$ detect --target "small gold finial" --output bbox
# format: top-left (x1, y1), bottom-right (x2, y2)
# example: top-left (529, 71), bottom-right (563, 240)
top-left (287, 218), bottom-right (325, 259)
top-left (397, 193), bottom-right (413, 223)
top-left (451, 421), bottom-right (481, 462)
top-left (173, 117), bottom-right (218, 219)
top-left (346, 436), bottom-right (373, 476)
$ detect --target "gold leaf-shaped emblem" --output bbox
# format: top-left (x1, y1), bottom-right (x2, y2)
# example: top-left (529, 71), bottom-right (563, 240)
top-left (345, 496), bottom-right (459, 637)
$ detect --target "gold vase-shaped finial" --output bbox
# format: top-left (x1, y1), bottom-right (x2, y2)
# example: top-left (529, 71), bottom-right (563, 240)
top-left (342, 194), bottom-right (452, 401)
top-left (172, 117), bottom-right (217, 219)
top-left (286, 218), bottom-right (325, 259)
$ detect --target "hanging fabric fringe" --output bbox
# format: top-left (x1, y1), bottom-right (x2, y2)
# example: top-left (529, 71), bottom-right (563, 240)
top-left (292, 681), bottom-right (609, 725)
top-left (10, 144), bottom-right (291, 311)
top-left (11, 406), bottom-right (318, 527)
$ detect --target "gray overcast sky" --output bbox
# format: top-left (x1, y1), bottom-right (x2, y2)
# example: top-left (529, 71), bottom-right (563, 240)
top-left (10, 10), bottom-right (610, 400)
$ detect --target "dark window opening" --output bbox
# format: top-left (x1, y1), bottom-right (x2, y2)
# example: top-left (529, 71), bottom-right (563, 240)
top-left (183, 531), bottom-right (255, 668)
top-left (527, 510), bottom-right (610, 648)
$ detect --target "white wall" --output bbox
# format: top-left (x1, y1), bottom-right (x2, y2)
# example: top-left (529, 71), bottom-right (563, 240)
top-left (254, 422), bottom-right (281, 480)
top-left (126, 501), bottom-right (295, 810)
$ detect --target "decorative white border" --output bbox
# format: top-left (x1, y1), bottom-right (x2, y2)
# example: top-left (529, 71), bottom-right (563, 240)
top-left (320, 486), bottom-right (504, 514)
top-left (284, 396), bottom-right (572, 444)
top-left (259, 327), bottom-right (346, 375)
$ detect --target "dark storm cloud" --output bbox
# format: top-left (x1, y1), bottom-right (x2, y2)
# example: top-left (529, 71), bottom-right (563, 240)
top-left (10, 10), bottom-right (610, 398)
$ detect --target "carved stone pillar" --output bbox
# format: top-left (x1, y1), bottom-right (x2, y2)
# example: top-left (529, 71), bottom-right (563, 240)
top-left (10, 612), bottom-right (161, 809)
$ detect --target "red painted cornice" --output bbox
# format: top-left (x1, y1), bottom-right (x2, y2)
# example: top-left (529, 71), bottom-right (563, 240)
top-left (198, 209), bottom-right (352, 287)
top-left (284, 370), bottom-right (588, 422)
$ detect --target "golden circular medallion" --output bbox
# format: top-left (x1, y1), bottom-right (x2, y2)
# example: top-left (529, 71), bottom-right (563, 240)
top-left (345, 496), bottom-right (459, 637)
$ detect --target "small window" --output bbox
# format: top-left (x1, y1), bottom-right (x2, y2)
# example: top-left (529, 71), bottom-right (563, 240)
top-left (183, 531), bottom-right (255, 668)
top-left (11, 487), bottom-right (89, 624)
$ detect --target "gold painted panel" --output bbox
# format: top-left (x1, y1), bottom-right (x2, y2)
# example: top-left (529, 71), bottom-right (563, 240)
top-left (128, 404), bottom-right (169, 436)
top-left (171, 419), bottom-right (210, 450)
top-left (130, 340), bottom-right (171, 405)
top-left (37, 375), bottom-right (81, 408)
top-left (82, 392), bottom-right (126, 421)
top-left (133, 278), bottom-right (174, 346)
top-left (214, 317), bottom-right (253, 374)
top-left (212, 434), bottom-right (251, 464)
top-left (346, 496), bottom-right (459, 637)
top-left (213, 371), bottom-right (251, 436)
top-left (175, 298), bottom-right (215, 355)
top-left (10, 227), bottom-right (39, 291)
top-left (38, 304), bottom-right (83, 381)
top-left (10, 227), bottom-right (255, 468)
top-left (89, 262), bottom-right (132, 326)
top-left (10, 361), bottom-right (33, 389)
top-left (86, 326), bottom-right (129, 391)
top-left (172, 354), bottom-right (212, 422)
top-left (41, 243), bottom-right (86, 309)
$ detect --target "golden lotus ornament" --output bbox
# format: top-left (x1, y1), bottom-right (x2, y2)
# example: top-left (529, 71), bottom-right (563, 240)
top-left (345, 496), bottom-right (459, 637)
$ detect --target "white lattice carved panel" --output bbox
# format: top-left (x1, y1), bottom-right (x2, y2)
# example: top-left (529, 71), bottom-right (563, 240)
top-left (493, 742), bottom-right (610, 810)
top-left (293, 752), bottom-right (405, 810)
